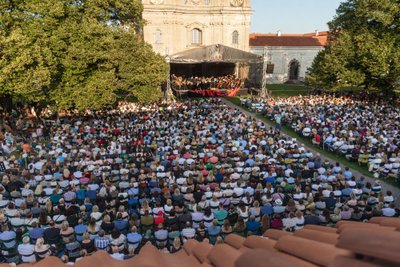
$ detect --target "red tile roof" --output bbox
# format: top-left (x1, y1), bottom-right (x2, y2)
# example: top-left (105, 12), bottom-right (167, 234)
top-left (249, 33), bottom-right (328, 47)
top-left (3, 218), bottom-right (397, 267)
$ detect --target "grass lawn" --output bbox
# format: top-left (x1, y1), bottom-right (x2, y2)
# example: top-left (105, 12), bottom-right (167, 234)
top-left (225, 96), bottom-right (400, 189)
top-left (266, 84), bottom-right (311, 98)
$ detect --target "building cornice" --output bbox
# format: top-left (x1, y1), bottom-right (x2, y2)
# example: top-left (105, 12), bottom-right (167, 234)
top-left (143, 5), bottom-right (252, 15)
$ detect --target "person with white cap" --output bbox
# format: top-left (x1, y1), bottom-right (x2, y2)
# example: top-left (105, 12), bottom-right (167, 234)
top-left (273, 199), bottom-right (285, 214)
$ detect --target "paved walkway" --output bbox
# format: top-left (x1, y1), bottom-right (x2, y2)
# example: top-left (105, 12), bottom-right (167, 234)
top-left (222, 98), bottom-right (400, 205)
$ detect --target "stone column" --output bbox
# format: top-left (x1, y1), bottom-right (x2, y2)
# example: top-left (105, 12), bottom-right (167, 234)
top-left (165, 55), bottom-right (174, 100)
top-left (260, 60), bottom-right (268, 98)
top-left (235, 62), bottom-right (240, 78)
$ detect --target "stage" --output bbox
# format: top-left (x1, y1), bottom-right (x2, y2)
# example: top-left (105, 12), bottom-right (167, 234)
top-left (173, 88), bottom-right (254, 98)
top-left (168, 44), bottom-right (264, 98)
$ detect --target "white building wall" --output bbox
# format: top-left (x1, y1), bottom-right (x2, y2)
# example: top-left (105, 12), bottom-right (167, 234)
top-left (250, 46), bottom-right (324, 84)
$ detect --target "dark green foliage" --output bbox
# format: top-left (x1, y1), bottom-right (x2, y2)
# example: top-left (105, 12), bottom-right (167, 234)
top-left (0, 0), bottom-right (168, 111)
top-left (307, 0), bottom-right (400, 92)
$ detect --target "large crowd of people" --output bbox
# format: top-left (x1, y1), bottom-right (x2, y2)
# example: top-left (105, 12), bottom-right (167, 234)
top-left (241, 93), bottom-right (400, 180)
top-left (171, 75), bottom-right (243, 91)
top-left (0, 98), bottom-right (398, 265)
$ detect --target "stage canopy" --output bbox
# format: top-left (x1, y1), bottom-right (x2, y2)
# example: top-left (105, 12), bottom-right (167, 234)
top-left (170, 44), bottom-right (263, 64)
top-left (170, 44), bottom-right (264, 89)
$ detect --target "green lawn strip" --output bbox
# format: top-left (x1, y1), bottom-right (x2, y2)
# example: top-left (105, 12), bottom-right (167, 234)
top-left (265, 84), bottom-right (312, 98)
top-left (271, 92), bottom-right (309, 98)
top-left (225, 97), bottom-right (400, 188)
top-left (266, 84), bottom-right (309, 91)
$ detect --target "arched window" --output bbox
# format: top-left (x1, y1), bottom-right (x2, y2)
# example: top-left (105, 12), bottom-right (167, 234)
top-left (191, 28), bottom-right (202, 45)
top-left (289, 59), bottom-right (300, 80)
top-left (154, 29), bottom-right (162, 44)
top-left (232, 30), bottom-right (239, 45)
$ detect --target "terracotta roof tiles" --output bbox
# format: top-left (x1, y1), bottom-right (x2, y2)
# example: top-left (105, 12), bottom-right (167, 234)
top-left (293, 228), bottom-right (339, 245)
top-left (369, 217), bottom-right (400, 230)
top-left (3, 218), bottom-right (399, 267)
top-left (329, 255), bottom-right (382, 267)
top-left (274, 235), bottom-right (352, 266)
top-left (304, 224), bottom-right (338, 233)
top-left (337, 228), bottom-right (400, 264)
top-left (263, 228), bottom-right (293, 240)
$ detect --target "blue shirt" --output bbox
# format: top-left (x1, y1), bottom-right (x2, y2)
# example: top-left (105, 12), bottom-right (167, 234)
top-left (287, 177), bottom-right (295, 184)
top-left (85, 203), bottom-right (93, 213)
top-left (86, 190), bottom-right (97, 200)
top-left (342, 188), bottom-right (353, 197)
top-left (215, 173), bottom-right (224, 183)
top-left (245, 158), bottom-right (254, 167)
top-left (246, 220), bottom-right (260, 233)
top-left (240, 140), bottom-right (247, 148)
top-left (95, 237), bottom-right (110, 250)
top-left (74, 224), bottom-right (87, 242)
top-left (29, 228), bottom-right (44, 240)
top-left (154, 229), bottom-right (168, 243)
top-left (344, 171), bottom-right (353, 180)
top-left (127, 233), bottom-right (142, 248)
top-left (307, 161), bottom-right (315, 169)
top-left (244, 187), bottom-right (254, 196)
top-left (273, 206), bottom-right (285, 214)
top-left (264, 177), bottom-right (275, 184)
top-left (57, 156), bottom-right (65, 163)
top-left (0, 230), bottom-right (16, 248)
top-left (304, 215), bottom-right (320, 225)
top-left (260, 205), bottom-right (273, 216)
top-left (207, 226), bottom-right (221, 244)
top-left (324, 197), bottom-right (336, 210)
top-left (76, 189), bottom-right (86, 200)
top-left (128, 197), bottom-right (139, 206)
top-left (114, 220), bottom-right (129, 231)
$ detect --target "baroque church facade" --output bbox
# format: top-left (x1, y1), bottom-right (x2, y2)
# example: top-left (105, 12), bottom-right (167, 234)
top-left (142, 0), bottom-right (327, 85)
top-left (141, 0), bottom-right (252, 56)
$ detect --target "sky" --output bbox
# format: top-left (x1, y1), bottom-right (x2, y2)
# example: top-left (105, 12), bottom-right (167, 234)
top-left (251, 0), bottom-right (344, 34)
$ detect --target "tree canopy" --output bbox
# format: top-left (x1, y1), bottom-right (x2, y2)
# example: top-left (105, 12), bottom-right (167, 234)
top-left (0, 0), bottom-right (168, 112)
top-left (307, 0), bottom-right (400, 92)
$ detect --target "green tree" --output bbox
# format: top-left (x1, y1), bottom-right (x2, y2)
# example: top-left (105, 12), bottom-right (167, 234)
top-left (0, 0), bottom-right (168, 112)
top-left (307, 0), bottom-right (400, 92)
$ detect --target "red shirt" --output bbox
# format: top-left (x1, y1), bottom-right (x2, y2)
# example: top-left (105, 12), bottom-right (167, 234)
top-left (154, 216), bottom-right (165, 225)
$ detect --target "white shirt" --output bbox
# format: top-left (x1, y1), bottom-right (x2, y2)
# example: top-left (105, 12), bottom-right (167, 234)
top-left (233, 187), bottom-right (244, 197)
top-left (181, 228), bottom-right (196, 240)
top-left (285, 169), bottom-right (294, 177)
top-left (111, 253), bottom-right (125, 260)
top-left (191, 212), bottom-right (204, 228)
top-left (18, 243), bottom-right (35, 263)
top-left (384, 195), bottom-right (394, 204)
top-left (1, 144), bottom-right (11, 154)
top-left (283, 218), bottom-right (296, 229)
top-left (382, 208), bottom-right (396, 217)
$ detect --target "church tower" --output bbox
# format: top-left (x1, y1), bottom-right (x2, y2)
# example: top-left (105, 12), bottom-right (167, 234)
top-left (141, 0), bottom-right (252, 55)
